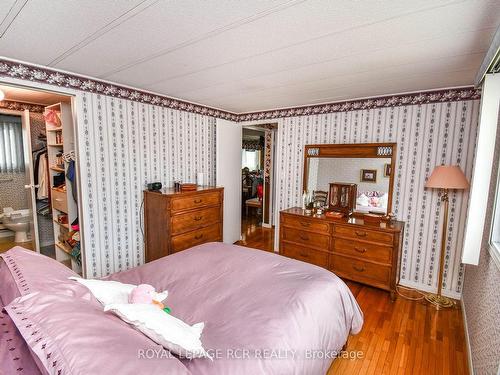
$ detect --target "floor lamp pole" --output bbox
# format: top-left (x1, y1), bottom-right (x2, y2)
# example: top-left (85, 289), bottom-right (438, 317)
top-left (425, 188), bottom-right (454, 309)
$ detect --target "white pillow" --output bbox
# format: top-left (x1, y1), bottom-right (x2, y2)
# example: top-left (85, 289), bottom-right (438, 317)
top-left (356, 194), bottom-right (369, 207)
top-left (69, 277), bottom-right (168, 306)
top-left (104, 303), bottom-right (211, 359)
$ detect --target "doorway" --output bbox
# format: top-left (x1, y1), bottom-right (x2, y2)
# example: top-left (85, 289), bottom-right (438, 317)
top-left (0, 83), bottom-right (81, 273)
top-left (237, 125), bottom-right (277, 252)
top-left (0, 110), bottom-right (37, 252)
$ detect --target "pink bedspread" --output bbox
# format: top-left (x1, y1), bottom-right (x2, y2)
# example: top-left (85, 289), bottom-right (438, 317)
top-left (106, 242), bottom-right (363, 375)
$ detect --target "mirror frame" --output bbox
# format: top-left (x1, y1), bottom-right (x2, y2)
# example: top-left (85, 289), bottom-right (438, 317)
top-left (303, 143), bottom-right (397, 215)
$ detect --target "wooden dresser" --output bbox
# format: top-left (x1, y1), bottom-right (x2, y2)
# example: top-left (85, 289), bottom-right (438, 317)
top-left (280, 207), bottom-right (404, 300)
top-left (144, 186), bottom-right (223, 262)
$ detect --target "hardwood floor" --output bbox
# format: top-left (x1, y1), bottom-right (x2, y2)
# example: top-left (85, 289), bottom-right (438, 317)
top-left (328, 282), bottom-right (468, 375)
top-left (0, 236), bottom-right (34, 253)
top-left (235, 217), bottom-right (469, 375)
top-left (235, 215), bottom-right (275, 252)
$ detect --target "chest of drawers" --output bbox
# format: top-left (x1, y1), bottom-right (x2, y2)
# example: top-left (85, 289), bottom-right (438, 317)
top-left (144, 187), bottom-right (223, 262)
top-left (280, 207), bottom-right (404, 300)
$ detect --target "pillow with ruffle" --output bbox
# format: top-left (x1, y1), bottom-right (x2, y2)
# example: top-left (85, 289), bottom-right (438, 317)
top-left (356, 194), bottom-right (369, 207)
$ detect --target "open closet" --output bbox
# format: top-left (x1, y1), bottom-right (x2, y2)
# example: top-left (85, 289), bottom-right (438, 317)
top-left (0, 84), bottom-right (82, 275)
top-left (45, 103), bottom-right (80, 274)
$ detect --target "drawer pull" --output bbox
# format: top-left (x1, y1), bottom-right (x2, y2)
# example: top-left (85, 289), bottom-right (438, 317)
top-left (194, 199), bottom-right (202, 204)
top-left (354, 247), bottom-right (366, 253)
top-left (355, 231), bottom-right (367, 237)
top-left (299, 234), bottom-right (309, 241)
top-left (353, 265), bottom-right (365, 272)
top-left (299, 251), bottom-right (309, 258)
top-left (194, 234), bottom-right (203, 240)
top-left (194, 216), bottom-right (202, 221)
top-left (300, 221), bottom-right (311, 227)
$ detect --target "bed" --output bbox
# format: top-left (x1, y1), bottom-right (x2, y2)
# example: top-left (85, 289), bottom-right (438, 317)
top-left (0, 243), bottom-right (363, 375)
top-left (356, 191), bottom-right (389, 214)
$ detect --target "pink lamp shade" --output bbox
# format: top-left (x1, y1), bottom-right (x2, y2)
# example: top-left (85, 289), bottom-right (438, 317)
top-left (425, 165), bottom-right (469, 190)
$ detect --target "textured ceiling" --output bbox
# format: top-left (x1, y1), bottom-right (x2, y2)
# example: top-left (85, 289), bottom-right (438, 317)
top-left (0, 0), bottom-right (499, 113)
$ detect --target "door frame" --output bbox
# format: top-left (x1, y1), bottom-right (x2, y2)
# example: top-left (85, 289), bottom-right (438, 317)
top-left (0, 78), bottom-right (84, 273)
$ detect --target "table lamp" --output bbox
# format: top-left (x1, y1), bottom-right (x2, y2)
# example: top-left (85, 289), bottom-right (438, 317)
top-left (425, 165), bottom-right (469, 309)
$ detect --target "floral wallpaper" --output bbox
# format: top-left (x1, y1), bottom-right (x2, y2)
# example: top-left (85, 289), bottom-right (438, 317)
top-left (77, 92), bottom-right (216, 277)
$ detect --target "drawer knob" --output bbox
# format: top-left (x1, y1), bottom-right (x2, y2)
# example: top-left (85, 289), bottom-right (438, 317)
top-left (299, 234), bottom-right (309, 241)
top-left (353, 265), bottom-right (365, 272)
top-left (300, 221), bottom-right (311, 227)
top-left (354, 247), bottom-right (366, 253)
top-left (194, 199), bottom-right (202, 204)
top-left (194, 234), bottom-right (203, 240)
top-left (194, 216), bottom-right (202, 221)
top-left (355, 231), bottom-right (367, 237)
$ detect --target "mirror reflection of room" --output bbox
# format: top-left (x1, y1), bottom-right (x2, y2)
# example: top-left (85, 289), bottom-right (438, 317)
top-left (241, 128), bottom-right (264, 225)
top-left (306, 156), bottom-right (392, 215)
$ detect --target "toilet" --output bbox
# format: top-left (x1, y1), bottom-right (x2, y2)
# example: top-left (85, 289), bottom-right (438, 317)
top-left (1, 208), bottom-right (31, 243)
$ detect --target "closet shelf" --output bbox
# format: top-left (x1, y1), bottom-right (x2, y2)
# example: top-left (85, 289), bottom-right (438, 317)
top-left (53, 219), bottom-right (69, 229)
top-left (55, 242), bottom-right (72, 255)
top-left (46, 102), bottom-right (80, 275)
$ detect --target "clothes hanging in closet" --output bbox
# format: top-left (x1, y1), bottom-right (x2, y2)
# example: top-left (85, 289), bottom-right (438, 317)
top-left (37, 153), bottom-right (48, 199)
top-left (32, 148), bottom-right (48, 200)
top-left (66, 159), bottom-right (77, 203)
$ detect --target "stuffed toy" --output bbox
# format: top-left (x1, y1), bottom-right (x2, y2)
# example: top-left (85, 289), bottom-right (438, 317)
top-left (129, 284), bottom-right (171, 314)
top-left (43, 109), bottom-right (61, 127)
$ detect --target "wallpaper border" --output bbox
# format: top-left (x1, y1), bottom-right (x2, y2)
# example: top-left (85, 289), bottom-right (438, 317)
top-left (0, 58), bottom-right (239, 121)
top-left (0, 58), bottom-right (481, 121)
top-left (239, 88), bottom-right (481, 120)
top-left (0, 99), bottom-right (44, 113)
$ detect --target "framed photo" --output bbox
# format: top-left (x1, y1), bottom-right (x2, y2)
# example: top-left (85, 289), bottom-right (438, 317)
top-left (361, 169), bottom-right (377, 182)
top-left (384, 163), bottom-right (392, 177)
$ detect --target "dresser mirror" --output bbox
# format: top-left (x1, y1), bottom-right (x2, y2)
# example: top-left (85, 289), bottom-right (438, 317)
top-left (303, 143), bottom-right (397, 215)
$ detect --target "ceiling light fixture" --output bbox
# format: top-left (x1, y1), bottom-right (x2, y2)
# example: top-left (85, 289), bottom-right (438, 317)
top-left (0, 89), bottom-right (4, 101)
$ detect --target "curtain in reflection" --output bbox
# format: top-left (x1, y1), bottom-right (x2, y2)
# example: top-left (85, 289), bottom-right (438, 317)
top-left (0, 114), bottom-right (24, 173)
top-left (242, 149), bottom-right (261, 171)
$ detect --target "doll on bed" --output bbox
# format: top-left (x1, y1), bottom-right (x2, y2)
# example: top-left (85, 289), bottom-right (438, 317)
top-left (129, 284), bottom-right (171, 314)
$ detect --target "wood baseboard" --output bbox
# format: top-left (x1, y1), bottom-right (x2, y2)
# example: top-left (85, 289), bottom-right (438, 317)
top-left (461, 298), bottom-right (475, 375)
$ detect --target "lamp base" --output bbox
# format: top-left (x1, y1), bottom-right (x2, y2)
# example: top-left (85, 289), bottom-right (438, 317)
top-left (425, 293), bottom-right (455, 309)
